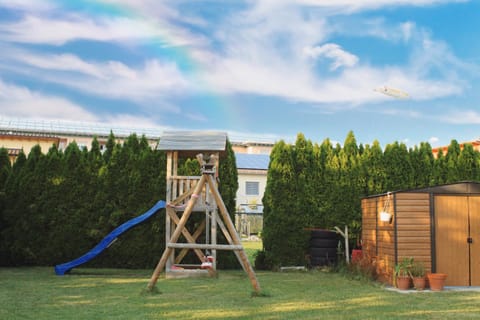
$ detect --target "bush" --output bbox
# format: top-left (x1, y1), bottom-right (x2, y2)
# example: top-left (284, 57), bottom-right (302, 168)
top-left (254, 250), bottom-right (273, 270)
top-left (336, 252), bottom-right (377, 282)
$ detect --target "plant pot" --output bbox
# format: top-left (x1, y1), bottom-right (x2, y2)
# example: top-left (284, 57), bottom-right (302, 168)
top-left (396, 276), bottom-right (411, 290)
top-left (380, 211), bottom-right (392, 222)
top-left (351, 249), bottom-right (362, 263)
top-left (427, 273), bottom-right (447, 291)
top-left (413, 277), bottom-right (426, 291)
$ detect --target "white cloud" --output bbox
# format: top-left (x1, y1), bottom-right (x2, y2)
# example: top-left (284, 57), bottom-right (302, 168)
top-left (429, 136), bottom-right (440, 144)
top-left (0, 0), bottom-right (474, 112)
top-left (0, 47), bottom-right (189, 106)
top-left (0, 79), bottom-right (98, 121)
top-left (0, 79), bottom-right (173, 129)
top-left (0, 0), bottom-right (55, 12)
top-left (14, 51), bottom-right (106, 79)
top-left (0, 10), bottom-right (206, 48)
top-left (295, 0), bottom-right (468, 12)
top-left (439, 110), bottom-right (480, 124)
top-left (303, 43), bottom-right (359, 70)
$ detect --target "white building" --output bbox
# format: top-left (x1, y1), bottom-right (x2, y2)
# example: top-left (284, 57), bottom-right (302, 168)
top-left (235, 153), bottom-right (270, 236)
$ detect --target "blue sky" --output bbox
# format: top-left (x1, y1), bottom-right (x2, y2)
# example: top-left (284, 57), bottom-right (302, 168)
top-left (0, 0), bottom-right (479, 147)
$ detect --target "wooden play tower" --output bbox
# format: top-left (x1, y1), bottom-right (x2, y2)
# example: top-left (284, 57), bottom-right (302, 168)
top-left (147, 131), bottom-right (261, 293)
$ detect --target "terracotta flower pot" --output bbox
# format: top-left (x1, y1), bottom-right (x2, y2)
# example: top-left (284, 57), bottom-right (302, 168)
top-left (427, 273), bottom-right (447, 291)
top-left (396, 276), bottom-right (411, 290)
top-left (413, 277), bottom-right (426, 291)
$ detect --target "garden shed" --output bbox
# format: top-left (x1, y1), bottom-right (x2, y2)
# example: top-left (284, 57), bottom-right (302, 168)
top-left (362, 181), bottom-right (480, 286)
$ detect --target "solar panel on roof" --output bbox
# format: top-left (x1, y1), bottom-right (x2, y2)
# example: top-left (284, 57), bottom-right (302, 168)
top-left (235, 153), bottom-right (270, 170)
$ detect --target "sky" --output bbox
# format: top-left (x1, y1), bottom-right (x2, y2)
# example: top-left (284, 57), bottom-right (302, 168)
top-left (0, 0), bottom-right (479, 148)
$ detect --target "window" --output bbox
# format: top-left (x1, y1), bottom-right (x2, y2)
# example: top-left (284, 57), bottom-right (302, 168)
top-left (245, 181), bottom-right (259, 195)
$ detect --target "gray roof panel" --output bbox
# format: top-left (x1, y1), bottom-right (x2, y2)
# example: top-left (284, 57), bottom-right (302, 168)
top-left (157, 131), bottom-right (228, 151)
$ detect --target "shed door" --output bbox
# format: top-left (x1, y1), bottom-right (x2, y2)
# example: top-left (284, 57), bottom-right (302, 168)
top-left (435, 196), bottom-right (480, 286)
top-left (469, 197), bottom-right (480, 285)
top-left (435, 196), bottom-right (469, 286)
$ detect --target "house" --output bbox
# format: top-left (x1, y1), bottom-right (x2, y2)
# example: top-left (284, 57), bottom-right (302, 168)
top-left (234, 153), bottom-right (270, 237)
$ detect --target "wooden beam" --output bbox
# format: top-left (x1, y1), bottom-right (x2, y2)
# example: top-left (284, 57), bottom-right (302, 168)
top-left (206, 175), bottom-right (261, 293)
top-left (167, 210), bottom-right (206, 262)
top-left (167, 243), bottom-right (243, 250)
top-left (147, 174), bottom-right (207, 291)
top-left (169, 188), bottom-right (195, 207)
top-left (166, 152), bottom-right (173, 270)
top-left (174, 219), bottom-right (206, 264)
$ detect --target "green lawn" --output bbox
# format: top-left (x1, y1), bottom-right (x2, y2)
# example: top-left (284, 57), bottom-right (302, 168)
top-left (241, 240), bottom-right (262, 265)
top-left (2, 266), bottom-right (480, 320)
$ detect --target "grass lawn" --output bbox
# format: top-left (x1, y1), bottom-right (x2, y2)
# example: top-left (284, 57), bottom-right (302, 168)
top-left (241, 240), bottom-right (262, 265)
top-left (2, 266), bottom-right (480, 320)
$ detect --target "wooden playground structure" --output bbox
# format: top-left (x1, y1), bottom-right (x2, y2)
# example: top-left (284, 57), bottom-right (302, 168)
top-left (147, 131), bottom-right (261, 293)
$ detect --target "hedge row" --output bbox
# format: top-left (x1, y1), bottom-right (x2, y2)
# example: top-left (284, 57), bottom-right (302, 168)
top-left (0, 133), bottom-right (238, 269)
top-left (260, 132), bottom-right (480, 268)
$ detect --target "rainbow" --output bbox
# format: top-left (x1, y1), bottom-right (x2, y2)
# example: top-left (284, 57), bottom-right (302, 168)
top-left (57, 0), bottom-right (247, 129)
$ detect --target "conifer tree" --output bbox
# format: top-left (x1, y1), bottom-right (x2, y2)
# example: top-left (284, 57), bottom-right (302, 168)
top-left (0, 148), bottom-right (11, 265)
top-left (383, 141), bottom-right (413, 190)
top-left (293, 133), bottom-right (317, 227)
top-left (445, 140), bottom-right (461, 183)
top-left (262, 140), bottom-right (304, 266)
top-left (457, 143), bottom-right (479, 181)
top-left (360, 140), bottom-right (385, 195)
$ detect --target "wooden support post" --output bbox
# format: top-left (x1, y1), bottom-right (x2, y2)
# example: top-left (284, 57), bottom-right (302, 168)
top-left (167, 243), bottom-right (243, 250)
top-left (334, 225), bottom-right (350, 264)
top-left (167, 209), bottom-right (207, 262)
top-left (147, 175), bottom-right (207, 291)
top-left (166, 152), bottom-right (173, 270)
top-left (206, 175), bottom-right (261, 293)
top-left (175, 219), bottom-right (206, 264)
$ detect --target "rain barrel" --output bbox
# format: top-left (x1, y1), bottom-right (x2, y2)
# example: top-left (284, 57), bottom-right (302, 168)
top-left (309, 230), bottom-right (340, 267)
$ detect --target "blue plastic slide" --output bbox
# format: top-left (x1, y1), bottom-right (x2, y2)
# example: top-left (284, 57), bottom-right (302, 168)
top-left (54, 200), bottom-right (166, 275)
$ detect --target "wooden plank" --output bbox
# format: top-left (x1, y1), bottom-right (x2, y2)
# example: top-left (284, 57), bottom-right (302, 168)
top-left (396, 217), bottom-right (431, 225)
top-left (168, 243), bottom-right (243, 250)
top-left (395, 199), bottom-right (431, 206)
top-left (165, 152), bottom-right (173, 270)
top-left (397, 245), bottom-right (431, 252)
top-left (395, 193), bottom-right (430, 200)
top-left (397, 231), bottom-right (431, 237)
top-left (395, 205), bottom-right (430, 212)
top-left (148, 174), bottom-right (207, 291)
top-left (174, 220), bottom-right (206, 264)
top-left (396, 210), bottom-right (430, 217)
top-left (166, 209), bottom-right (206, 264)
top-left (206, 174), bottom-right (261, 293)
top-left (397, 249), bottom-right (432, 256)
top-left (396, 224), bottom-right (430, 231)
top-left (397, 237), bottom-right (431, 245)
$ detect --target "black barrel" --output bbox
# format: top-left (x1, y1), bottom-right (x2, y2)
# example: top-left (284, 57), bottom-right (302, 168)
top-left (309, 230), bottom-right (340, 267)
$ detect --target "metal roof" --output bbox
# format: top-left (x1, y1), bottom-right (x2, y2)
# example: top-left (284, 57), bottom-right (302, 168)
top-left (235, 153), bottom-right (270, 170)
top-left (0, 117), bottom-right (163, 139)
top-left (364, 181), bottom-right (480, 199)
top-left (157, 131), bottom-right (228, 151)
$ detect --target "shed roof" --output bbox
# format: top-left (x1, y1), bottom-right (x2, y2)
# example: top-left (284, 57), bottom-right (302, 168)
top-left (364, 181), bottom-right (480, 199)
top-left (235, 153), bottom-right (270, 170)
top-left (411, 181), bottom-right (480, 194)
top-left (157, 131), bottom-right (228, 151)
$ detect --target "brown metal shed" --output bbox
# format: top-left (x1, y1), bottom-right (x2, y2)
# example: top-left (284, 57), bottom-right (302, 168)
top-left (362, 181), bottom-right (480, 286)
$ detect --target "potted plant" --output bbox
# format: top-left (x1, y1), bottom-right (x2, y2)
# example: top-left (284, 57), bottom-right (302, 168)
top-left (410, 261), bottom-right (426, 291)
top-left (394, 257), bottom-right (413, 290)
top-left (427, 272), bottom-right (448, 291)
